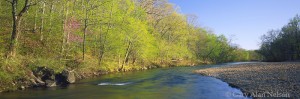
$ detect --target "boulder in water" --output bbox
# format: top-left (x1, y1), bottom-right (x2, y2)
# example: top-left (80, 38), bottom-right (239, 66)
top-left (31, 67), bottom-right (55, 87)
top-left (61, 69), bottom-right (76, 84)
top-left (19, 86), bottom-right (25, 90)
top-left (45, 80), bottom-right (57, 87)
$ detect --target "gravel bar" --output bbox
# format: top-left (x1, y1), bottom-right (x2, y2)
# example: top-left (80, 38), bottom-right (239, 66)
top-left (195, 62), bottom-right (300, 98)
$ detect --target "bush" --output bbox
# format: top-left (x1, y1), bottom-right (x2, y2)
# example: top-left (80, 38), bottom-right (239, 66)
top-left (28, 58), bottom-right (66, 73)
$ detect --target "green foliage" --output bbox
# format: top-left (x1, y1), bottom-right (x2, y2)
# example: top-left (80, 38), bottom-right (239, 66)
top-left (0, 0), bottom-right (251, 89)
top-left (0, 56), bottom-right (29, 89)
top-left (28, 58), bottom-right (66, 73)
top-left (258, 15), bottom-right (300, 61)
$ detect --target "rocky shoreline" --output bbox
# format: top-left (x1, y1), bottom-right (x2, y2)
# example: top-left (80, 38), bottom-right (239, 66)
top-left (0, 64), bottom-right (165, 92)
top-left (0, 57), bottom-right (202, 93)
top-left (0, 67), bottom-right (78, 92)
top-left (195, 62), bottom-right (300, 98)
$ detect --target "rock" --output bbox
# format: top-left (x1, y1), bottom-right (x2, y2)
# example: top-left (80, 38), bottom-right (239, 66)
top-left (195, 62), bottom-right (300, 98)
top-left (31, 67), bottom-right (57, 87)
top-left (143, 67), bottom-right (148, 70)
top-left (29, 79), bottom-right (38, 86)
top-left (62, 69), bottom-right (76, 84)
top-left (30, 67), bottom-right (76, 87)
top-left (19, 86), bottom-right (25, 90)
top-left (45, 80), bottom-right (57, 87)
top-left (33, 67), bottom-right (55, 81)
top-left (35, 78), bottom-right (45, 85)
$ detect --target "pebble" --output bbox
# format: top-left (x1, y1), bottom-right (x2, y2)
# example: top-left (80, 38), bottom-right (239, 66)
top-left (195, 62), bottom-right (300, 98)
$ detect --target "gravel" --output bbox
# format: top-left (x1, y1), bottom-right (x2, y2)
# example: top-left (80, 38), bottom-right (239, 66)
top-left (195, 62), bottom-right (300, 98)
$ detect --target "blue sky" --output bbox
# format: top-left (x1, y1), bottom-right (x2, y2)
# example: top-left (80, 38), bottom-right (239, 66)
top-left (169, 0), bottom-right (300, 50)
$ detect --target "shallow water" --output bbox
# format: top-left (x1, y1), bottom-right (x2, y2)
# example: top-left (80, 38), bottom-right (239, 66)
top-left (0, 62), bottom-right (252, 99)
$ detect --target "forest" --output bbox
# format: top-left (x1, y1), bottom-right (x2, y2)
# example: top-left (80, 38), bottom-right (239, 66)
top-left (258, 15), bottom-right (300, 61)
top-left (0, 0), bottom-right (256, 90)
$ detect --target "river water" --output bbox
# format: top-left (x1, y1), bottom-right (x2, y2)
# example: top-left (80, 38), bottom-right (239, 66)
top-left (0, 62), bottom-right (251, 99)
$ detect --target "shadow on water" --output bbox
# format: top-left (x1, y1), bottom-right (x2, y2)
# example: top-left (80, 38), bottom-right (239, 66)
top-left (0, 62), bottom-right (253, 99)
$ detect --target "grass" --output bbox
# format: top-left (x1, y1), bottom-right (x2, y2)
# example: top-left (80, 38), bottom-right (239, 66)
top-left (0, 53), bottom-right (200, 92)
top-left (0, 56), bottom-right (28, 91)
top-left (0, 55), bottom-right (66, 91)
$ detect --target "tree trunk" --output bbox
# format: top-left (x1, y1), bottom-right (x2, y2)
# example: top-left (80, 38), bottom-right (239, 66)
top-left (83, 18), bottom-right (87, 60)
top-left (98, 1), bottom-right (113, 64)
top-left (82, 0), bottom-right (90, 60)
top-left (48, 2), bottom-right (54, 42)
top-left (7, 17), bottom-right (20, 58)
top-left (6, 0), bottom-right (17, 58)
top-left (6, 0), bottom-right (34, 58)
top-left (61, 3), bottom-right (69, 59)
top-left (40, 1), bottom-right (46, 41)
top-left (120, 41), bottom-right (132, 71)
top-left (98, 25), bottom-right (105, 65)
top-left (33, 8), bottom-right (37, 32)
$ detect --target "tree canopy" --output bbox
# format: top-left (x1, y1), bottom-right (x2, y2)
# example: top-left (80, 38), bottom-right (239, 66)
top-left (258, 15), bottom-right (300, 61)
top-left (0, 0), bottom-right (252, 81)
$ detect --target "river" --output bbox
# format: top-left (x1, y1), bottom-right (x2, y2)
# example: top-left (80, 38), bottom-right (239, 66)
top-left (0, 62), bottom-right (251, 99)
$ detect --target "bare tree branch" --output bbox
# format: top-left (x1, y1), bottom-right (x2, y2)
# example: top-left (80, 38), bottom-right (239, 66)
top-left (18, 0), bottom-right (38, 17)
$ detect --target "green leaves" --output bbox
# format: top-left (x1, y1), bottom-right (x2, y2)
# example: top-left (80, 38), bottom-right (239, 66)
top-left (0, 0), bottom-right (250, 71)
top-left (259, 15), bottom-right (300, 61)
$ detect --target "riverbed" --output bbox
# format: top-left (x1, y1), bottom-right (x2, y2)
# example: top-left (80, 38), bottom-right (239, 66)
top-left (196, 62), bottom-right (299, 98)
top-left (0, 63), bottom-right (251, 99)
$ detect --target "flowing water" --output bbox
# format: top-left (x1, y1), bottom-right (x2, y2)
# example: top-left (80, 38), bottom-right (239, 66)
top-left (0, 62), bottom-right (252, 99)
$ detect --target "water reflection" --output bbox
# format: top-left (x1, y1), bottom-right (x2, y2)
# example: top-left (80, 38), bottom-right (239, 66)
top-left (0, 62), bottom-right (251, 99)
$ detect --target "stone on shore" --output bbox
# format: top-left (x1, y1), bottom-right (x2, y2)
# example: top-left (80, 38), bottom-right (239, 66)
top-left (62, 69), bottom-right (76, 84)
top-left (30, 67), bottom-right (76, 87)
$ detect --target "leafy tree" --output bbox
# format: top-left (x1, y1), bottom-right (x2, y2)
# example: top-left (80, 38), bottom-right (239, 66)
top-left (0, 0), bottom-right (253, 87)
top-left (5, 0), bottom-right (37, 58)
top-left (258, 15), bottom-right (300, 61)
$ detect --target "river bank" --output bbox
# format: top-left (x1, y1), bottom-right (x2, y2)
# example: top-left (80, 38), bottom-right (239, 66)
top-left (195, 62), bottom-right (300, 98)
top-left (0, 58), bottom-right (200, 93)
top-left (0, 62), bottom-right (248, 99)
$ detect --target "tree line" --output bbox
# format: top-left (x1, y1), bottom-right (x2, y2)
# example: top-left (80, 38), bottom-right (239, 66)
top-left (0, 0), bottom-right (253, 75)
top-left (258, 15), bottom-right (300, 62)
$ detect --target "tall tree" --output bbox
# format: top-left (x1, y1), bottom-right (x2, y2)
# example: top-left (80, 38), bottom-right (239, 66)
top-left (259, 15), bottom-right (300, 61)
top-left (6, 0), bottom-right (36, 58)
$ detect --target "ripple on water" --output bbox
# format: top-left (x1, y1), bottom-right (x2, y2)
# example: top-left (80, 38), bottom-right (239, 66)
top-left (98, 82), bottom-right (132, 86)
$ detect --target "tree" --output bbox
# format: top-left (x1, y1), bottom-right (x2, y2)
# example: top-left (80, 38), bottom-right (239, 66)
top-left (258, 15), bottom-right (300, 61)
top-left (6, 0), bottom-right (36, 58)
top-left (0, 0), bottom-right (253, 82)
